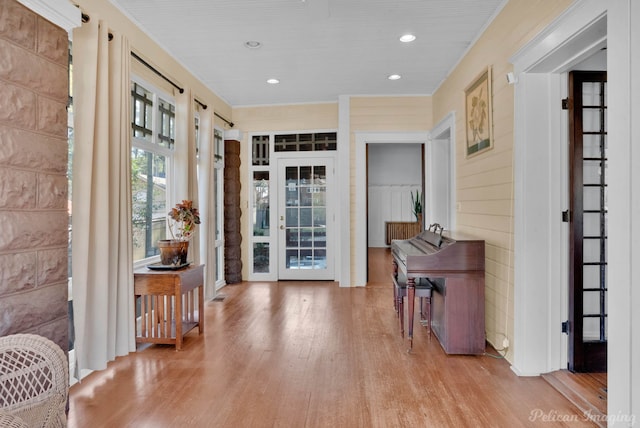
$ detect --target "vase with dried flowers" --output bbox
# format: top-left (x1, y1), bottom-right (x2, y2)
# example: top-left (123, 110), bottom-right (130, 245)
top-left (158, 200), bottom-right (200, 265)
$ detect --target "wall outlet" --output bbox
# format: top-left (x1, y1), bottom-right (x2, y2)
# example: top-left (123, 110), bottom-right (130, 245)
top-left (502, 337), bottom-right (510, 349)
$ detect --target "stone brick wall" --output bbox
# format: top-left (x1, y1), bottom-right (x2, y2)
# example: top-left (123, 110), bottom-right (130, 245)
top-left (0, 0), bottom-right (70, 351)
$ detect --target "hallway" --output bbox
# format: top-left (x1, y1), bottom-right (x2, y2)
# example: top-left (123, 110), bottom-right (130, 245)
top-left (68, 249), bottom-right (596, 427)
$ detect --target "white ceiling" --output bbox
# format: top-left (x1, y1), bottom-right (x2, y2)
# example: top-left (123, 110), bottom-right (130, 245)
top-left (109, 0), bottom-right (506, 107)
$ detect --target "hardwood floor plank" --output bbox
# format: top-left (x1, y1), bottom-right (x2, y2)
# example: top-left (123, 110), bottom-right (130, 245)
top-left (542, 369), bottom-right (607, 426)
top-left (68, 249), bottom-right (597, 427)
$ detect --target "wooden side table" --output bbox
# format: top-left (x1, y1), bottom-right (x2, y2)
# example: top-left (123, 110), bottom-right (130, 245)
top-left (134, 264), bottom-right (204, 350)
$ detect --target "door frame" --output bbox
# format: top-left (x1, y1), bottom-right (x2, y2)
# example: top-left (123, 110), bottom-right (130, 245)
top-left (354, 131), bottom-right (430, 287)
top-left (276, 155), bottom-right (336, 280)
top-left (427, 111), bottom-right (457, 231)
top-left (510, 1), bottom-right (608, 376)
top-left (567, 70), bottom-right (608, 372)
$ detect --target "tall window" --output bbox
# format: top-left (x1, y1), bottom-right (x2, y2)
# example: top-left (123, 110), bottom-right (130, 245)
top-left (214, 128), bottom-right (225, 288)
top-left (131, 79), bottom-right (175, 263)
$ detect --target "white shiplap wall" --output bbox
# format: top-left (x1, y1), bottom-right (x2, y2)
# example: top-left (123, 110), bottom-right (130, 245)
top-left (368, 185), bottom-right (421, 247)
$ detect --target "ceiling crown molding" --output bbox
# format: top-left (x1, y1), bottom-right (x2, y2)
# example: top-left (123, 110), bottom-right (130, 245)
top-left (17, 0), bottom-right (81, 33)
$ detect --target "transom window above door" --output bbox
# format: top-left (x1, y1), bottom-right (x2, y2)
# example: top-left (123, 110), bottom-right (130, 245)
top-left (252, 132), bottom-right (337, 167)
top-left (274, 132), bottom-right (337, 153)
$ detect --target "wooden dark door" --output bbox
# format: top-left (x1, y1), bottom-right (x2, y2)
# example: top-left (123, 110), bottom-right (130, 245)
top-left (567, 70), bottom-right (607, 373)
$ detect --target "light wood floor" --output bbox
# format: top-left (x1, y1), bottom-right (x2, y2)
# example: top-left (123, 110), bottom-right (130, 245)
top-left (68, 248), bottom-right (597, 427)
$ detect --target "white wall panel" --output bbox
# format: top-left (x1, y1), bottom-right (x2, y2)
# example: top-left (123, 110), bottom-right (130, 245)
top-left (368, 185), bottom-right (421, 247)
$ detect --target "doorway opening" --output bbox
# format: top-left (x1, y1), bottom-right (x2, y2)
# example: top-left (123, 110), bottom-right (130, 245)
top-left (248, 131), bottom-right (338, 282)
top-left (354, 132), bottom-right (430, 286)
top-left (366, 143), bottom-right (424, 248)
top-left (511, 4), bottom-right (607, 377)
top-left (355, 121), bottom-right (455, 287)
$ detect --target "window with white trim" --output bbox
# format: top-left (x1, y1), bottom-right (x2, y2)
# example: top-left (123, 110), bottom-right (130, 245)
top-left (214, 128), bottom-right (225, 288)
top-left (130, 79), bottom-right (175, 263)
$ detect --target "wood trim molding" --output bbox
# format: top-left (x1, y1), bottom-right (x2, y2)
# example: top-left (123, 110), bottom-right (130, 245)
top-left (17, 0), bottom-right (81, 33)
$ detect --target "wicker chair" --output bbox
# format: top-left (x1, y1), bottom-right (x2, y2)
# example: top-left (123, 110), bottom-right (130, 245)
top-left (0, 411), bottom-right (29, 428)
top-left (0, 334), bottom-right (68, 427)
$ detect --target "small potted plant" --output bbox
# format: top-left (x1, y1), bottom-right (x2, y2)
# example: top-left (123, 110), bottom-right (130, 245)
top-left (158, 200), bottom-right (200, 265)
top-left (168, 199), bottom-right (201, 241)
top-left (411, 190), bottom-right (423, 227)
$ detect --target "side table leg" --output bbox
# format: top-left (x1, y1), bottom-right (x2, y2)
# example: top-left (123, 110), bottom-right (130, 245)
top-left (407, 277), bottom-right (415, 350)
top-left (175, 291), bottom-right (183, 351)
top-left (198, 283), bottom-right (204, 335)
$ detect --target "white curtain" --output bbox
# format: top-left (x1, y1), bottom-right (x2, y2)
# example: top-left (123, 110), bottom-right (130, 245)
top-left (197, 110), bottom-right (217, 299)
top-left (71, 18), bottom-right (135, 377)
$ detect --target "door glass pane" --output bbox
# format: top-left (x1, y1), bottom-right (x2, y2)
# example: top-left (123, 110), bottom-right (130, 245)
top-left (313, 208), bottom-right (326, 227)
top-left (300, 208), bottom-right (312, 227)
top-left (283, 164), bottom-right (329, 271)
top-left (581, 80), bottom-right (607, 342)
top-left (300, 249), bottom-right (313, 268)
top-left (300, 228), bottom-right (313, 247)
top-left (215, 246), bottom-right (222, 281)
top-left (286, 208), bottom-right (298, 227)
top-left (252, 135), bottom-right (269, 166)
top-left (286, 229), bottom-right (299, 247)
top-left (583, 317), bottom-right (600, 341)
top-left (253, 171), bottom-right (270, 237)
top-left (253, 243), bottom-right (269, 273)
top-left (314, 166), bottom-right (326, 182)
top-left (286, 166), bottom-right (298, 181)
top-left (286, 249), bottom-right (298, 269)
top-left (215, 168), bottom-right (223, 241)
top-left (285, 167), bottom-right (299, 207)
top-left (300, 166), bottom-right (312, 182)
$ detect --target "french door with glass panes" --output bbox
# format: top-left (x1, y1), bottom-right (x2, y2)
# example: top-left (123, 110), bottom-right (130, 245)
top-left (277, 157), bottom-right (334, 280)
top-left (567, 70), bottom-right (607, 373)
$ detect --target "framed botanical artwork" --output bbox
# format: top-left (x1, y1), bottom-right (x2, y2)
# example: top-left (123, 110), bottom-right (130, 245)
top-left (465, 66), bottom-right (493, 157)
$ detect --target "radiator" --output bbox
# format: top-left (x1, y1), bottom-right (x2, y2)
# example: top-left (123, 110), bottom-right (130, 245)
top-left (385, 221), bottom-right (422, 245)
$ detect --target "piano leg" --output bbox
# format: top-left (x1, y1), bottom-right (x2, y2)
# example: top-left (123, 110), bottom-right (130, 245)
top-left (391, 272), bottom-right (405, 337)
top-left (407, 276), bottom-right (415, 350)
top-left (392, 260), bottom-right (399, 313)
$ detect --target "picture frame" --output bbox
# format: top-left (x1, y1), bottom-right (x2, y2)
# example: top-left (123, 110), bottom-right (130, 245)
top-left (465, 66), bottom-right (493, 157)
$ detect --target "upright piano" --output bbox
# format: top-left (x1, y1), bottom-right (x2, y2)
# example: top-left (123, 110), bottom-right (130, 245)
top-left (391, 227), bottom-right (485, 354)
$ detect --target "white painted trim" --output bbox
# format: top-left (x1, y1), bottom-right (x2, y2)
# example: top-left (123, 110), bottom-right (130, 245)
top-left (607, 2), bottom-right (637, 423)
top-left (337, 96), bottom-right (351, 286)
top-left (510, 0), bottom-right (607, 75)
top-left (510, 0), bottom-right (608, 377)
top-left (245, 131), bottom-right (276, 282)
top-left (354, 131), bottom-right (430, 287)
top-left (224, 129), bottom-right (242, 141)
top-left (17, 0), bottom-right (81, 33)
top-left (427, 111), bottom-right (457, 230)
top-left (430, 112), bottom-right (455, 148)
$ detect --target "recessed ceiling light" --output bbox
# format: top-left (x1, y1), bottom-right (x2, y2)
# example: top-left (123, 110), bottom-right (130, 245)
top-left (267, 78), bottom-right (280, 84)
top-left (245, 41), bottom-right (261, 49)
top-left (399, 34), bottom-right (416, 43)
top-left (387, 74), bottom-right (401, 80)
